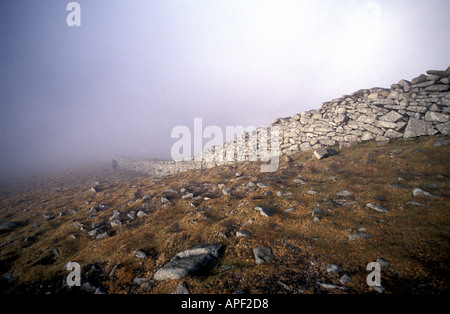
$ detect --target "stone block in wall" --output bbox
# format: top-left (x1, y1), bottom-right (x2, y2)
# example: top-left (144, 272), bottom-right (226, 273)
top-left (435, 122), bottom-right (450, 135)
top-left (379, 110), bottom-right (404, 123)
top-left (375, 120), bottom-right (397, 129)
top-left (375, 135), bottom-right (390, 142)
top-left (359, 122), bottom-right (385, 136)
top-left (403, 118), bottom-right (432, 138)
top-left (300, 142), bottom-right (313, 151)
top-left (334, 114), bottom-right (349, 124)
top-left (395, 121), bottom-right (407, 131)
top-left (384, 129), bottom-right (403, 139)
top-left (406, 106), bottom-right (428, 113)
top-left (344, 135), bottom-right (358, 143)
top-left (426, 70), bottom-right (450, 78)
top-left (424, 84), bottom-right (449, 92)
top-left (411, 81), bottom-right (435, 89)
top-left (356, 115), bottom-right (376, 124)
top-left (361, 132), bottom-right (374, 141)
top-left (411, 74), bottom-right (428, 85)
top-left (424, 111), bottom-right (449, 123)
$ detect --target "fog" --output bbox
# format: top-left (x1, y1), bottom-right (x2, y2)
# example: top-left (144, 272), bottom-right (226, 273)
top-left (1, 0), bottom-right (449, 180)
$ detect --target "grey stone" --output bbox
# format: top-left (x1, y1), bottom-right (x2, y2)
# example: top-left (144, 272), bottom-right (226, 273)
top-left (161, 197), bottom-right (170, 204)
top-left (110, 220), bottom-right (122, 227)
top-left (412, 188), bottom-right (438, 198)
top-left (424, 111), bottom-right (449, 123)
top-left (0, 222), bottom-right (18, 230)
top-left (366, 203), bottom-right (389, 213)
top-left (254, 206), bottom-right (274, 217)
top-left (174, 282), bottom-right (191, 294)
top-left (96, 232), bottom-right (108, 240)
top-left (337, 190), bottom-right (352, 197)
top-left (253, 246), bottom-right (275, 264)
top-left (88, 229), bottom-right (98, 237)
top-left (411, 74), bottom-right (428, 84)
top-left (376, 258), bottom-right (390, 267)
top-left (348, 232), bottom-right (373, 241)
top-left (406, 201), bottom-right (424, 206)
top-left (256, 182), bottom-right (269, 188)
top-left (311, 207), bottom-right (326, 217)
top-left (313, 148), bottom-right (338, 160)
top-left (43, 214), bottom-right (55, 221)
top-left (379, 111), bottom-right (404, 123)
top-left (236, 230), bottom-right (253, 238)
top-left (127, 211), bottom-right (137, 220)
top-left (326, 264), bottom-right (342, 276)
top-left (340, 274), bottom-right (352, 285)
top-left (135, 249), bottom-right (147, 259)
top-left (154, 243), bottom-right (224, 280)
top-left (404, 118), bottom-right (431, 138)
top-left (222, 188), bottom-right (232, 195)
top-left (137, 210), bottom-right (147, 218)
top-left (182, 193), bottom-right (194, 199)
top-left (424, 84), bottom-right (449, 92)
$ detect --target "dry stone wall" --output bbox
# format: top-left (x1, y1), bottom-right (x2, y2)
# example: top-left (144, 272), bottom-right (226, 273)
top-left (116, 67), bottom-right (450, 176)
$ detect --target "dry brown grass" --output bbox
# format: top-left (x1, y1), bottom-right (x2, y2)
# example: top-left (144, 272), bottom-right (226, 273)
top-left (0, 136), bottom-right (449, 294)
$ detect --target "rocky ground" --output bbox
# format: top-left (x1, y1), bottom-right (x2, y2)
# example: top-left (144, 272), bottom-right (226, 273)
top-left (0, 136), bottom-right (449, 294)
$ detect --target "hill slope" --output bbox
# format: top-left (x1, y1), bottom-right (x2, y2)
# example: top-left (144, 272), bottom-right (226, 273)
top-left (0, 136), bottom-right (449, 294)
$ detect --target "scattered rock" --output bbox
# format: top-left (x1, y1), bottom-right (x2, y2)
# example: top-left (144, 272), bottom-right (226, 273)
top-left (314, 148), bottom-right (338, 160)
top-left (348, 232), bottom-right (373, 241)
top-left (326, 264), bottom-right (342, 276)
top-left (376, 257), bottom-right (390, 267)
top-left (137, 210), bottom-right (148, 218)
top-left (90, 186), bottom-right (100, 193)
top-left (222, 188), bottom-right (232, 195)
top-left (254, 206), bottom-right (274, 217)
top-left (182, 193), bottom-right (194, 199)
top-left (43, 214), bottom-right (55, 221)
top-left (406, 201), bottom-right (424, 206)
top-left (253, 246), bottom-right (275, 264)
top-left (340, 274), bottom-right (352, 285)
top-left (317, 282), bottom-right (347, 291)
top-left (256, 182), bottom-right (269, 189)
top-left (412, 188), bottom-right (438, 198)
top-left (366, 203), bottom-right (389, 213)
top-left (127, 211), bottom-right (137, 220)
top-left (161, 197), bottom-right (170, 204)
top-left (337, 190), bottom-right (352, 197)
top-left (0, 222), bottom-right (18, 231)
top-left (96, 232), bottom-right (108, 240)
top-left (311, 207), bottom-right (326, 217)
top-left (236, 230), bottom-right (253, 238)
top-left (135, 249), bottom-right (147, 259)
top-left (110, 220), bottom-right (122, 227)
top-left (174, 282), bottom-right (191, 294)
top-left (109, 210), bottom-right (120, 220)
top-left (154, 243), bottom-right (224, 280)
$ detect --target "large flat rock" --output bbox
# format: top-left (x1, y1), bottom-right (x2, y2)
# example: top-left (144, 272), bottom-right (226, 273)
top-left (154, 243), bottom-right (224, 280)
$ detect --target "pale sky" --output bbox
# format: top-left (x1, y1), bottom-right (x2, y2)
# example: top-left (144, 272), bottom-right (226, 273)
top-left (1, 0), bottom-right (449, 179)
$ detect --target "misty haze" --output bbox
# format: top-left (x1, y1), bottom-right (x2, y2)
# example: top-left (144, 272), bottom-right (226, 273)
top-left (0, 0), bottom-right (449, 301)
top-left (1, 0), bottom-right (449, 180)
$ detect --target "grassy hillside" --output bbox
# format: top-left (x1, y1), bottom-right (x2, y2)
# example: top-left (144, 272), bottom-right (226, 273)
top-left (1, 136), bottom-right (449, 294)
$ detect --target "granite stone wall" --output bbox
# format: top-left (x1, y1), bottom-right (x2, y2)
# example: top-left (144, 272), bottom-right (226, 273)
top-left (116, 67), bottom-right (450, 176)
